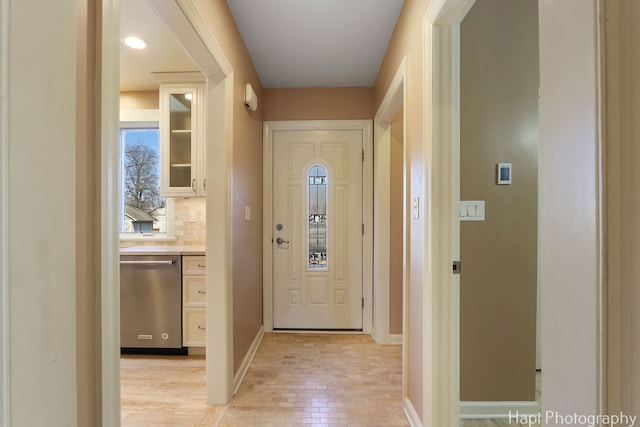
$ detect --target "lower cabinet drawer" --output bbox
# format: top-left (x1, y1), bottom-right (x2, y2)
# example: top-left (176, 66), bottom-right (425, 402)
top-left (183, 308), bottom-right (206, 347)
top-left (183, 276), bottom-right (206, 307)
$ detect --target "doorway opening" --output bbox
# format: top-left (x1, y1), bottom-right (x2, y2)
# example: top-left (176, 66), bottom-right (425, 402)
top-left (373, 57), bottom-right (408, 412)
top-left (458, 0), bottom-right (541, 423)
top-left (101, 0), bottom-right (234, 423)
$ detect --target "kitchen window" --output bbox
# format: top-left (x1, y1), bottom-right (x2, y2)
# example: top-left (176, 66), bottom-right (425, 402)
top-left (119, 121), bottom-right (175, 241)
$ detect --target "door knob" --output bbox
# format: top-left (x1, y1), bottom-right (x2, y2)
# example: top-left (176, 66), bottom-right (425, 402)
top-left (276, 237), bottom-right (290, 245)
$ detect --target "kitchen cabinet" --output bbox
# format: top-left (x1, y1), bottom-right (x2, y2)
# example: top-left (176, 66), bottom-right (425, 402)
top-left (182, 255), bottom-right (206, 347)
top-left (156, 72), bottom-right (206, 197)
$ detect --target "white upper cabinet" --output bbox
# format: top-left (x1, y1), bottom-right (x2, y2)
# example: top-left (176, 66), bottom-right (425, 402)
top-left (156, 72), bottom-right (206, 197)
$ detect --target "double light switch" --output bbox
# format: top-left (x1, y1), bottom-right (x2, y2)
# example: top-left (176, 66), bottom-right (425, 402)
top-left (459, 200), bottom-right (485, 221)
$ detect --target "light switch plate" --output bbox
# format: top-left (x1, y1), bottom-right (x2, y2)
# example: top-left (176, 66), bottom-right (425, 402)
top-left (459, 200), bottom-right (485, 221)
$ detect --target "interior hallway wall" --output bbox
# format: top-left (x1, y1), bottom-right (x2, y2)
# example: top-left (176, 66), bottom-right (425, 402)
top-left (459, 0), bottom-right (539, 401)
top-left (374, 0), bottom-right (430, 419)
top-left (262, 87), bottom-right (374, 121)
top-left (190, 0), bottom-right (265, 375)
top-left (389, 109), bottom-right (404, 336)
top-left (604, 0), bottom-right (640, 418)
top-left (76, 0), bottom-right (100, 424)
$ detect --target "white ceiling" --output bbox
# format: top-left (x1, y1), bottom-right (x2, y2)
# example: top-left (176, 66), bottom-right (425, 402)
top-left (120, 0), bottom-right (404, 91)
top-left (226, 0), bottom-right (404, 88)
top-left (120, 0), bottom-right (198, 91)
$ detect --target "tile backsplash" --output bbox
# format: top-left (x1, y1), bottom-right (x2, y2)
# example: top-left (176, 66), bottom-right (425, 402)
top-left (173, 198), bottom-right (206, 245)
top-left (120, 197), bottom-right (205, 247)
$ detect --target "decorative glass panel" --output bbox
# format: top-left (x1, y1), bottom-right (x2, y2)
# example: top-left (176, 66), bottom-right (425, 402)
top-left (308, 165), bottom-right (328, 269)
top-left (169, 92), bottom-right (193, 187)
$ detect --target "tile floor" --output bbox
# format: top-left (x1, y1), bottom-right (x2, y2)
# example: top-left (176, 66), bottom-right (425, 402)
top-left (121, 333), bottom-right (540, 426)
top-left (121, 333), bottom-right (408, 426)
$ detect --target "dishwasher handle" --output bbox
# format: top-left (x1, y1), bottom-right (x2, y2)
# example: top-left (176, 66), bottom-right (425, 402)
top-left (119, 260), bottom-right (175, 265)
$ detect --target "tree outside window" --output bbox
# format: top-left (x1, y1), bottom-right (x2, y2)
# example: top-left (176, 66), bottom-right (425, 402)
top-left (121, 128), bottom-right (166, 234)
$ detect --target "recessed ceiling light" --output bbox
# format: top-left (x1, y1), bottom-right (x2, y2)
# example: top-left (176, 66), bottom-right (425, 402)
top-left (124, 36), bottom-right (146, 49)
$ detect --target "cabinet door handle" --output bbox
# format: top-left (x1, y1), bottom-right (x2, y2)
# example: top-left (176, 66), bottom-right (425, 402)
top-left (197, 290), bottom-right (206, 294)
top-left (204, 178), bottom-right (207, 191)
top-left (191, 179), bottom-right (196, 192)
top-left (197, 264), bottom-right (206, 268)
top-left (197, 325), bottom-right (206, 330)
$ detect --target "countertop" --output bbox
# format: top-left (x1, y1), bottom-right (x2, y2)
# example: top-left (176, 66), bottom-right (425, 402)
top-left (120, 245), bottom-right (206, 256)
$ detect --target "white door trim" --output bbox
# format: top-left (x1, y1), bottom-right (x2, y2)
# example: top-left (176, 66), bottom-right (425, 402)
top-left (99, 1), bottom-right (123, 424)
top-left (100, 1), bottom-right (235, 422)
top-left (422, 1), bottom-right (475, 426)
top-left (263, 120), bottom-right (373, 333)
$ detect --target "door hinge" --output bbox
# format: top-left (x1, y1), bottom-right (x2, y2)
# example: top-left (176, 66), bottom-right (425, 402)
top-left (362, 297), bottom-right (364, 308)
top-left (362, 223), bottom-right (364, 235)
top-left (452, 261), bottom-right (462, 274)
top-left (362, 149), bottom-right (365, 162)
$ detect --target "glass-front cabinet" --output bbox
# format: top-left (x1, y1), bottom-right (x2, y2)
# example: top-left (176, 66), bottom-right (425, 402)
top-left (158, 75), bottom-right (206, 197)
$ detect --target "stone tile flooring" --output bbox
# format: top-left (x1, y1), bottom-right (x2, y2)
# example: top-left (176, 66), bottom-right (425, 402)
top-left (121, 333), bottom-right (408, 426)
top-left (121, 332), bottom-right (540, 426)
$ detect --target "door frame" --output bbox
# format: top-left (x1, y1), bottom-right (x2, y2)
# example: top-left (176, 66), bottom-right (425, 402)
top-left (420, 0), bottom-right (475, 425)
top-left (100, 0), bottom-right (235, 422)
top-left (372, 57), bottom-right (407, 347)
top-left (422, 0), bottom-right (607, 425)
top-left (263, 120), bottom-right (373, 333)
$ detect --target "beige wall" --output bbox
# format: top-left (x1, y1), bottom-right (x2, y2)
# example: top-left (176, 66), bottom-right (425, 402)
top-left (120, 91), bottom-right (159, 110)
top-left (375, 0), bottom-right (430, 419)
top-left (459, 0), bottom-right (538, 401)
top-left (262, 87), bottom-right (374, 121)
top-left (389, 110), bottom-right (404, 335)
top-left (76, 0), bottom-right (99, 425)
top-left (604, 0), bottom-right (640, 418)
top-left (539, 0), bottom-right (602, 420)
top-left (3, 0), bottom-right (88, 424)
top-left (191, 0), bottom-right (264, 374)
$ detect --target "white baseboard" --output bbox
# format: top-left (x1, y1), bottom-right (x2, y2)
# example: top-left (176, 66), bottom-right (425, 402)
top-left (390, 334), bottom-right (403, 345)
top-left (460, 401), bottom-right (540, 419)
top-left (233, 325), bottom-right (265, 395)
top-left (404, 397), bottom-right (422, 427)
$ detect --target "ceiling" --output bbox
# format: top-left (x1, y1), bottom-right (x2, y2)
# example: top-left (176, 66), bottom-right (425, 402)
top-left (120, 0), bottom-right (404, 91)
top-left (120, 0), bottom-right (198, 92)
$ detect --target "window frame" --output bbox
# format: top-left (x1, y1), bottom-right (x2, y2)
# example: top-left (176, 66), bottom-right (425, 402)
top-left (118, 113), bottom-right (176, 243)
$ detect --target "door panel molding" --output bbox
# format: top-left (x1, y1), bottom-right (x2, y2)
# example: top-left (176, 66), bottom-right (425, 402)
top-left (263, 120), bottom-right (373, 333)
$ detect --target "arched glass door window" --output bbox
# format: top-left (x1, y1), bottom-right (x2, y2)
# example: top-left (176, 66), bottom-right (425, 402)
top-left (308, 165), bottom-right (328, 269)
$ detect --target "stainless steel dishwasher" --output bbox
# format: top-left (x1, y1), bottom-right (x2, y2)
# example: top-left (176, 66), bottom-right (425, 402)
top-left (120, 254), bottom-right (185, 354)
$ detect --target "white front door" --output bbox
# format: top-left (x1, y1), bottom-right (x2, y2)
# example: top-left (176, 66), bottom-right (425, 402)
top-left (273, 129), bottom-right (363, 329)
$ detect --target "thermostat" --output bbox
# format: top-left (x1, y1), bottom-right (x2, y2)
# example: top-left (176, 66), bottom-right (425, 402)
top-left (497, 163), bottom-right (512, 185)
